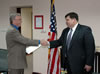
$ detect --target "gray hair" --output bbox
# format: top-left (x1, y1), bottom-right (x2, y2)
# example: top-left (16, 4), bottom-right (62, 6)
top-left (10, 13), bottom-right (21, 24)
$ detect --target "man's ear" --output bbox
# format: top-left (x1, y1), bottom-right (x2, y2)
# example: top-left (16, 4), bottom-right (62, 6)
top-left (72, 19), bottom-right (75, 22)
top-left (73, 18), bottom-right (76, 22)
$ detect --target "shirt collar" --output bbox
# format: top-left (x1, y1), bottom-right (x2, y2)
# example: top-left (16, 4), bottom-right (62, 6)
top-left (72, 23), bottom-right (78, 31)
top-left (11, 24), bottom-right (19, 30)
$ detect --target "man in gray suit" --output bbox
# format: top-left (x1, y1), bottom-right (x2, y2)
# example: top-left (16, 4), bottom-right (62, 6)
top-left (6, 13), bottom-right (43, 74)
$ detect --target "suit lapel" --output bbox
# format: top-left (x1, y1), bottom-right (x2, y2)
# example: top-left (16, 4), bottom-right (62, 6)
top-left (69, 24), bottom-right (80, 49)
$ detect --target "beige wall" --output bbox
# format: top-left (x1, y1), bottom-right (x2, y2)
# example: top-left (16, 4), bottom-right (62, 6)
top-left (0, 0), bottom-right (100, 73)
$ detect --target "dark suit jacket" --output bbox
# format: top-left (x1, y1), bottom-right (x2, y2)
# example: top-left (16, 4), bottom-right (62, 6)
top-left (50, 24), bottom-right (95, 74)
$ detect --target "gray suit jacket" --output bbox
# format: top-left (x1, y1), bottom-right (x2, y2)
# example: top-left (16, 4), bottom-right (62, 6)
top-left (6, 26), bottom-right (39, 69)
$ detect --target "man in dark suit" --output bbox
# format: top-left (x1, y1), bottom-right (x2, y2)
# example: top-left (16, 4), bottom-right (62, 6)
top-left (42, 12), bottom-right (95, 74)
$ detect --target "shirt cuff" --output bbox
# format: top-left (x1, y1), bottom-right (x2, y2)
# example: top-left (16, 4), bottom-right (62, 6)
top-left (48, 41), bottom-right (50, 48)
top-left (38, 40), bottom-right (40, 44)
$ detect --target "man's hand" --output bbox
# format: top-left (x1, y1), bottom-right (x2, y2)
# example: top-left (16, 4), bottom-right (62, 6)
top-left (84, 65), bottom-right (92, 72)
top-left (40, 39), bottom-right (49, 46)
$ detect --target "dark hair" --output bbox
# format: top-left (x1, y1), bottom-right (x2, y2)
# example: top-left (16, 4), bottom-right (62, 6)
top-left (65, 12), bottom-right (79, 21)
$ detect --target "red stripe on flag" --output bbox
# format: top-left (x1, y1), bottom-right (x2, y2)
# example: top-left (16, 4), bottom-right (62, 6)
top-left (56, 55), bottom-right (60, 74)
top-left (47, 32), bottom-right (56, 74)
top-left (50, 48), bottom-right (57, 74)
top-left (51, 32), bottom-right (55, 40)
top-left (49, 32), bottom-right (57, 74)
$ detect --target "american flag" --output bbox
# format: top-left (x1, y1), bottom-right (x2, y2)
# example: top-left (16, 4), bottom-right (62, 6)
top-left (47, 0), bottom-right (61, 74)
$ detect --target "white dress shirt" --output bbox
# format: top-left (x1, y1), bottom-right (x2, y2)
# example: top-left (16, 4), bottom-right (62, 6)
top-left (67, 23), bottom-right (78, 39)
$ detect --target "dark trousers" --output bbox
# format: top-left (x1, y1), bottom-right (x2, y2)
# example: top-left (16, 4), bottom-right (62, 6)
top-left (64, 57), bottom-right (93, 74)
top-left (8, 69), bottom-right (24, 74)
top-left (64, 57), bottom-right (72, 74)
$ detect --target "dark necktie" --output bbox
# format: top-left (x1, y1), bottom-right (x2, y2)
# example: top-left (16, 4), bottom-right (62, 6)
top-left (66, 28), bottom-right (73, 50)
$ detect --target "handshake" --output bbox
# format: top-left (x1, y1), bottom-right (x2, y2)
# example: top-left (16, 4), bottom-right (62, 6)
top-left (40, 40), bottom-right (49, 46)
